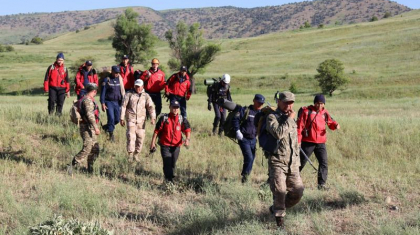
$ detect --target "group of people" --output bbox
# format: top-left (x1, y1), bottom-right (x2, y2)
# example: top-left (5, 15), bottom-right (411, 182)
top-left (44, 52), bottom-right (340, 228)
top-left (207, 78), bottom-right (340, 227)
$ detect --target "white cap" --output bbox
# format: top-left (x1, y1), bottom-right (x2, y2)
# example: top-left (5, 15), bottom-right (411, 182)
top-left (221, 74), bottom-right (231, 84)
top-left (134, 79), bottom-right (144, 87)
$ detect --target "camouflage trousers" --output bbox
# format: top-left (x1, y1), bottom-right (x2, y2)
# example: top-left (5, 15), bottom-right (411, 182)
top-left (267, 153), bottom-right (304, 218)
top-left (73, 124), bottom-right (99, 168)
top-left (126, 122), bottom-right (146, 161)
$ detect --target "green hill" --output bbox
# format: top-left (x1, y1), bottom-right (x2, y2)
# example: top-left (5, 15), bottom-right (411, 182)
top-left (1, 9), bottom-right (419, 99)
top-left (0, 0), bottom-right (410, 44)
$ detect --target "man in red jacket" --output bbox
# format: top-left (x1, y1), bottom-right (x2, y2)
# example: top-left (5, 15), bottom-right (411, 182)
top-left (165, 66), bottom-right (191, 118)
top-left (44, 53), bottom-right (70, 116)
top-left (297, 94), bottom-right (340, 190)
top-left (140, 58), bottom-right (166, 116)
top-left (75, 60), bottom-right (98, 100)
top-left (119, 55), bottom-right (134, 90)
top-left (150, 100), bottom-right (191, 182)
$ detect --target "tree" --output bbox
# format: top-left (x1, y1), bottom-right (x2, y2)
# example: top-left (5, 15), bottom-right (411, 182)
top-left (315, 59), bottom-right (348, 96)
top-left (31, 36), bottom-right (43, 44)
top-left (112, 8), bottom-right (157, 66)
top-left (165, 21), bottom-right (221, 93)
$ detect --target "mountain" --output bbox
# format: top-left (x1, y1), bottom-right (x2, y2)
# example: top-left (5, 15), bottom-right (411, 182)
top-left (0, 0), bottom-right (411, 44)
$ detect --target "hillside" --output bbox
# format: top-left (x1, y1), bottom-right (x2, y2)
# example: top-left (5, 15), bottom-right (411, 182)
top-left (0, 0), bottom-right (411, 44)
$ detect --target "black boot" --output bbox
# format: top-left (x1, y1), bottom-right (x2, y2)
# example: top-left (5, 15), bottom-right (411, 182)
top-left (87, 163), bottom-right (94, 174)
top-left (109, 132), bottom-right (115, 142)
top-left (275, 217), bottom-right (285, 228)
top-left (212, 126), bottom-right (217, 136)
top-left (218, 128), bottom-right (223, 137)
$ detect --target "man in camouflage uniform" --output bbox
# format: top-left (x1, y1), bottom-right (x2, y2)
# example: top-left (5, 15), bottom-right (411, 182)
top-left (266, 91), bottom-right (304, 228)
top-left (120, 79), bottom-right (156, 162)
top-left (68, 83), bottom-right (100, 174)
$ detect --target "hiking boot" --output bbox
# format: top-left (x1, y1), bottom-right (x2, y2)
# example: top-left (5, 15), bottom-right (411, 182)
top-left (269, 205), bottom-right (274, 215)
top-left (128, 153), bottom-right (134, 162)
top-left (212, 127), bottom-right (217, 136)
top-left (133, 152), bottom-right (140, 162)
top-left (241, 174), bottom-right (249, 183)
top-left (275, 216), bottom-right (285, 228)
top-left (87, 163), bottom-right (94, 174)
top-left (109, 132), bottom-right (115, 142)
top-left (318, 184), bottom-right (329, 191)
top-left (218, 128), bottom-right (223, 137)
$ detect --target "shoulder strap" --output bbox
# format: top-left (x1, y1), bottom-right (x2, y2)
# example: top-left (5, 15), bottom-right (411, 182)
top-left (240, 107), bottom-right (250, 125)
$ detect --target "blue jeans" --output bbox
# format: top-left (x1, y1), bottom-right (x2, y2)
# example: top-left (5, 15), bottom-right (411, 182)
top-left (239, 137), bottom-right (257, 176)
top-left (169, 95), bottom-right (187, 118)
top-left (104, 101), bottom-right (120, 132)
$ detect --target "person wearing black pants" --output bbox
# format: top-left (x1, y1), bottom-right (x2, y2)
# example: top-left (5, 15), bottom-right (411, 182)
top-left (297, 94), bottom-right (340, 190)
top-left (207, 74), bottom-right (232, 136)
top-left (150, 100), bottom-right (191, 182)
top-left (43, 53), bottom-right (70, 116)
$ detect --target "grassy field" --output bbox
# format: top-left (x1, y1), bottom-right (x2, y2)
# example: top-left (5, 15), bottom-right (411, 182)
top-left (0, 94), bottom-right (419, 234)
top-left (0, 8), bottom-right (419, 235)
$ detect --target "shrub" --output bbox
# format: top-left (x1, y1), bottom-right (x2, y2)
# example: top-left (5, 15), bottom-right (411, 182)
top-left (304, 21), bottom-right (311, 28)
top-left (384, 12), bottom-right (391, 18)
top-left (370, 16), bottom-right (378, 22)
top-left (315, 59), bottom-right (349, 96)
top-left (289, 82), bottom-right (298, 93)
top-left (29, 215), bottom-right (112, 234)
top-left (84, 26), bottom-right (90, 30)
top-left (76, 29), bottom-right (80, 33)
top-left (31, 37), bottom-right (43, 44)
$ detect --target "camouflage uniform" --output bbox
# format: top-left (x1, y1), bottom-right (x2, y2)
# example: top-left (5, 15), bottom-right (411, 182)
top-left (120, 90), bottom-right (156, 161)
top-left (266, 109), bottom-right (304, 218)
top-left (73, 97), bottom-right (100, 171)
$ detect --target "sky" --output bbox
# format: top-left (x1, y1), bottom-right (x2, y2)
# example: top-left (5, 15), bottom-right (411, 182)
top-left (0, 0), bottom-right (418, 16)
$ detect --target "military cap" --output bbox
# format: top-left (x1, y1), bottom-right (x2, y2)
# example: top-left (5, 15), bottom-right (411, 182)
top-left (85, 83), bottom-right (98, 92)
top-left (278, 91), bottom-right (295, 102)
top-left (111, 65), bottom-right (120, 73)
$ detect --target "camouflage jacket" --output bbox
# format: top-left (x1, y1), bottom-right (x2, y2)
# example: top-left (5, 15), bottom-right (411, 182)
top-left (81, 97), bottom-right (99, 130)
top-left (266, 109), bottom-right (300, 170)
top-left (120, 90), bottom-right (156, 125)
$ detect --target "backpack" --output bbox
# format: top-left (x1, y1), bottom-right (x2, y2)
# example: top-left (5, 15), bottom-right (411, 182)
top-left (69, 98), bottom-right (86, 125)
top-left (223, 105), bottom-right (249, 139)
top-left (256, 106), bottom-right (281, 154)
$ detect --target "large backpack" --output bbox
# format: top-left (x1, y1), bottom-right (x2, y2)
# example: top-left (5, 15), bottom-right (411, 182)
top-left (256, 106), bottom-right (281, 154)
top-left (223, 106), bottom-right (249, 139)
top-left (69, 98), bottom-right (87, 125)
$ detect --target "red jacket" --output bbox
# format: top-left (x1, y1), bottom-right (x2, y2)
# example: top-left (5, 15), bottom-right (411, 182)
top-left (165, 72), bottom-right (191, 99)
top-left (154, 113), bottom-right (191, 147)
top-left (297, 105), bottom-right (338, 144)
top-left (75, 66), bottom-right (98, 95)
top-left (44, 62), bottom-right (70, 92)
top-left (140, 68), bottom-right (166, 93)
top-left (119, 63), bottom-right (134, 90)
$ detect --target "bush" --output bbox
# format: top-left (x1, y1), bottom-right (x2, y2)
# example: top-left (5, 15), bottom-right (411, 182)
top-left (84, 26), bottom-right (90, 30)
top-left (384, 12), bottom-right (391, 18)
top-left (29, 215), bottom-right (112, 234)
top-left (370, 16), bottom-right (378, 22)
top-left (315, 59), bottom-right (349, 96)
top-left (31, 37), bottom-right (43, 44)
top-left (76, 29), bottom-right (80, 33)
top-left (318, 24), bottom-right (324, 29)
top-left (304, 21), bottom-right (311, 28)
top-left (289, 82), bottom-right (298, 93)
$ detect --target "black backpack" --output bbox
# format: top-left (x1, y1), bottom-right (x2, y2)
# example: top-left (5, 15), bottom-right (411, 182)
top-left (223, 106), bottom-right (249, 140)
top-left (256, 106), bottom-right (281, 154)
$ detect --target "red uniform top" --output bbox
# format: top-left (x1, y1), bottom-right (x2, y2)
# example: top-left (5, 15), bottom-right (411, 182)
top-left (75, 66), bottom-right (98, 95)
top-left (297, 105), bottom-right (338, 144)
top-left (154, 113), bottom-right (191, 147)
top-left (140, 68), bottom-right (166, 93)
top-left (165, 72), bottom-right (191, 100)
top-left (44, 62), bottom-right (70, 92)
top-left (119, 63), bottom-right (134, 90)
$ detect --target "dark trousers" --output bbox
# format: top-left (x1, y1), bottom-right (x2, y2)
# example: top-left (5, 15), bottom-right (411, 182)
top-left (239, 137), bottom-right (257, 176)
top-left (48, 87), bottom-right (66, 115)
top-left (160, 145), bottom-right (180, 181)
top-left (212, 102), bottom-right (227, 132)
top-left (299, 142), bottom-right (328, 185)
top-left (104, 101), bottom-right (120, 133)
top-left (148, 92), bottom-right (162, 117)
top-left (169, 95), bottom-right (187, 118)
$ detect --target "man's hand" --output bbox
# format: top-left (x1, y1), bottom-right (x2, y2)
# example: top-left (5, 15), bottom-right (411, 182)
top-left (207, 103), bottom-right (212, 111)
top-left (287, 109), bottom-right (296, 119)
top-left (165, 92), bottom-right (170, 97)
top-left (102, 104), bottom-right (107, 112)
top-left (236, 130), bottom-right (243, 141)
top-left (150, 142), bottom-right (156, 151)
top-left (66, 92), bottom-right (70, 98)
top-left (94, 128), bottom-right (100, 135)
top-left (151, 119), bottom-right (156, 125)
top-left (120, 120), bottom-right (125, 127)
top-left (184, 138), bottom-right (190, 147)
top-left (336, 124), bottom-right (340, 130)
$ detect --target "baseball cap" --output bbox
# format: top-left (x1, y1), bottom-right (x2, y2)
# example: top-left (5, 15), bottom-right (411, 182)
top-left (254, 94), bottom-right (265, 104)
top-left (278, 91), bottom-right (295, 102)
top-left (180, 66), bottom-right (187, 71)
top-left (122, 55), bottom-right (129, 59)
top-left (134, 79), bottom-right (144, 87)
top-left (170, 100), bottom-right (180, 108)
top-left (85, 83), bottom-right (98, 92)
top-left (56, 53), bottom-right (64, 60)
top-left (111, 65), bottom-right (120, 73)
top-left (314, 94), bottom-right (326, 104)
top-left (85, 60), bottom-right (92, 66)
